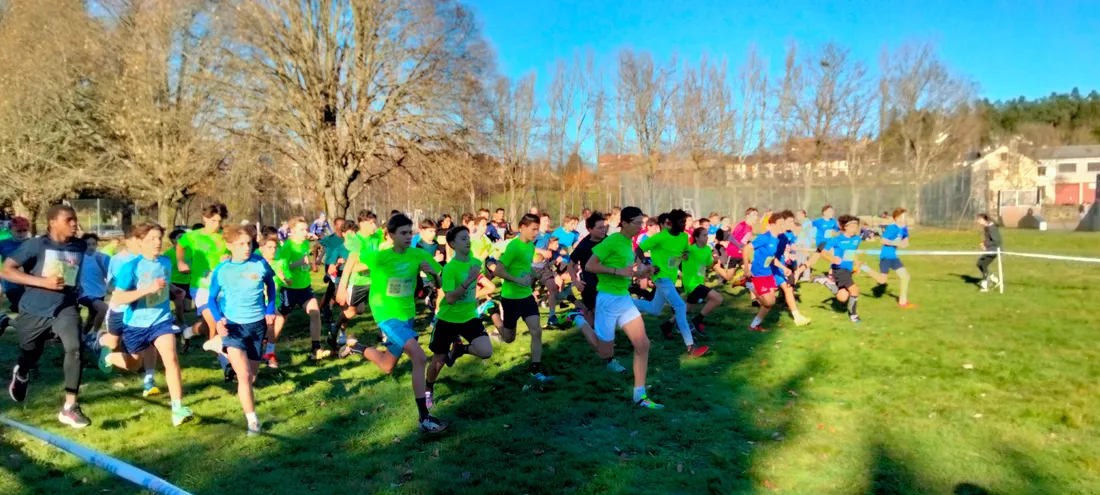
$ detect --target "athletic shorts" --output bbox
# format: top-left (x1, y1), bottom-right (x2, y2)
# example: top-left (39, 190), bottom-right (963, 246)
top-left (190, 288), bottom-right (211, 317)
top-left (879, 258), bottom-right (904, 273)
top-left (378, 318), bottom-right (417, 357)
top-left (593, 292), bottom-right (641, 342)
top-left (222, 320), bottom-right (267, 362)
top-left (77, 295), bottom-right (104, 308)
top-left (15, 306), bottom-right (80, 349)
top-left (120, 320), bottom-right (179, 355)
top-left (532, 263), bottom-right (557, 288)
top-left (751, 275), bottom-right (778, 296)
top-left (581, 284), bottom-right (598, 312)
top-left (172, 282), bottom-right (190, 297)
top-left (685, 285), bottom-right (713, 305)
top-left (106, 308), bottom-right (126, 335)
top-left (279, 286), bottom-right (315, 315)
top-left (350, 284), bottom-right (370, 307)
top-left (834, 268), bottom-right (855, 290)
top-left (429, 318), bottom-right (487, 354)
top-left (501, 296), bottom-right (539, 329)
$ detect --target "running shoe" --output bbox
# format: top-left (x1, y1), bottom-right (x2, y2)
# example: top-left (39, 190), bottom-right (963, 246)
top-left (142, 380), bottom-right (161, 397)
top-left (850, 315), bottom-right (862, 323)
top-left (660, 320), bottom-right (676, 339)
top-left (688, 345), bottom-right (709, 358)
top-left (476, 300), bottom-right (495, 317)
top-left (172, 406), bottom-right (194, 427)
top-left (98, 345), bottom-right (114, 375)
top-left (898, 302), bottom-right (917, 309)
top-left (425, 391), bottom-right (434, 410)
top-left (223, 365), bottom-right (237, 383)
top-left (446, 342), bottom-right (467, 367)
top-left (263, 352), bottom-right (279, 369)
top-left (793, 315), bottom-right (812, 327)
top-left (202, 337), bottom-right (223, 354)
top-left (606, 359), bottom-right (627, 374)
top-left (247, 420), bottom-right (262, 436)
top-left (546, 314), bottom-right (560, 328)
top-left (749, 324), bottom-right (768, 333)
top-left (338, 339), bottom-right (358, 359)
top-left (58, 404), bottom-right (91, 428)
top-left (9, 366), bottom-right (27, 402)
top-left (691, 321), bottom-right (707, 338)
top-left (419, 415), bottom-right (448, 434)
top-left (635, 395), bottom-right (664, 409)
top-left (311, 348), bottom-right (333, 361)
top-left (337, 330), bottom-right (347, 346)
top-left (530, 372), bottom-right (556, 383)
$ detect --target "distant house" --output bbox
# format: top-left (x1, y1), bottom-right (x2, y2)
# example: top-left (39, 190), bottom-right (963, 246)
top-left (964, 145), bottom-right (1047, 226)
top-left (1033, 145), bottom-right (1100, 205)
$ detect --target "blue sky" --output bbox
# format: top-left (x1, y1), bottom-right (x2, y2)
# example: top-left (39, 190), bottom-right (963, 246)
top-left (468, 0), bottom-right (1099, 102)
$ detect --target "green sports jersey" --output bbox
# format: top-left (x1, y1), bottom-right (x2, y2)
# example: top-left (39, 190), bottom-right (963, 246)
top-left (639, 230), bottom-right (689, 281)
top-left (164, 248), bottom-right (190, 285)
top-left (436, 256), bottom-right (481, 323)
top-left (680, 244), bottom-right (714, 293)
top-left (345, 230), bottom-right (383, 286)
top-left (177, 230), bottom-right (228, 289)
top-left (590, 233), bottom-right (635, 296)
top-left (255, 249), bottom-right (284, 306)
top-left (362, 247), bottom-right (443, 323)
top-left (276, 239), bottom-right (312, 289)
top-left (498, 238), bottom-right (535, 299)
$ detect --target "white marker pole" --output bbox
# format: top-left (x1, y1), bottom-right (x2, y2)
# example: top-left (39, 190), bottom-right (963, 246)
top-left (996, 248), bottom-right (1005, 294)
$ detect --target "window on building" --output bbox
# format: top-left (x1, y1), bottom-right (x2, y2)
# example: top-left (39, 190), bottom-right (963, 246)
top-left (1057, 163), bottom-right (1077, 173)
top-left (1037, 166), bottom-right (1047, 176)
top-left (1088, 162), bottom-right (1100, 172)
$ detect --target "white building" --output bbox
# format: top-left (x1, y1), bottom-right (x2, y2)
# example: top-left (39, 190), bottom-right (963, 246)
top-left (1033, 145), bottom-right (1100, 205)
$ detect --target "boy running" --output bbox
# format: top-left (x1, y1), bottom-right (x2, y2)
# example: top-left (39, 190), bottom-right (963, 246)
top-left (773, 211), bottom-right (812, 327)
top-left (877, 208), bottom-right (916, 307)
top-left (206, 225), bottom-right (277, 435)
top-left (491, 214), bottom-right (555, 383)
top-left (634, 209), bottom-right (708, 358)
top-left (318, 218), bottom-right (348, 322)
top-left (822, 215), bottom-right (867, 323)
top-left (176, 203), bottom-right (229, 359)
top-left (165, 229), bottom-right (191, 328)
top-left (3, 205), bottom-right (90, 427)
top-left (976, 213), bottom-right (1002, 292)
top-left (677, 226), bottom-right (738, 335)
top-left (78, 233), bottom-right (110, 335)
top-left (585, 206), bottom-right (663, 408)
top-left (275, 217), bottom-right (328, 361)
top-left (424, 227), bottom-right (494, 408)
top-left (566, 212), bottom-right (612, 367)
top-left (744, 214), bottom-right (785, 332)
top-left (98, 222), bottom-right (192, 427)
top-left (338, 214), bottom-right (448, 434)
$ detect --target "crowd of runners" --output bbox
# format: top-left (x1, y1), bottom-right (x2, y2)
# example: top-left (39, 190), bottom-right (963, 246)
top-left (0, 200), bottom-right (1003, 436)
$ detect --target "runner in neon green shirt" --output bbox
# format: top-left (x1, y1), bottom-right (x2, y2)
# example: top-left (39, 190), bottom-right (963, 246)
top-left (585, 206), bottom-right (663, 409)
top-left (490, 213), bottom-right (554, 383)
top-left (333, 210), bottom-right (384, 346)
top-left (274, 218), bottom-right (327, 361)
top-left (175, 203), bottom-right (228, 352)
top-left (338, 213), bottom-right (448, 435)
top-left (256, 232), bottom-right (286, 368)
top-left (165, 228), bottom-right (192, 328)
top-left (634, 209), bottom-right (708, 359)
top-left (675, 227), bottom-right (737, 336)
top-left (425, 226), bottom-right (495, 408)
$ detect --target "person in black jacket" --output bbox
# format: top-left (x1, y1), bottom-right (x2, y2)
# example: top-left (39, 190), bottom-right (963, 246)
top-left (976, 214), bottom-right (1002, 292)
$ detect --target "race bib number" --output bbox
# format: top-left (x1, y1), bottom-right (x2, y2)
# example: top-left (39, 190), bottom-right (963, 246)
top-left (43, 251), bottom-right (80, 287)
top-left (144, 285), bottom-right (169, 308)
top-left (667, 256), bottom-right (681, 270)
top-left (697, 265), bottom-right (706, 277)
top-left (842, 251), bottom-right (856, 261)
top-left (386, 277), bottom-right (415, 297)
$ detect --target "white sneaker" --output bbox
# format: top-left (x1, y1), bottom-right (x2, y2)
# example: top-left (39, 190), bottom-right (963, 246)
top-left (337, 330), bottom-right (347, 346)
top-left (990, 274), bottom-right (1000, 284)
top-left (247, 421), bottom-right (262, 436)
top-left (979, 280), bottom-right (989, 292)
top-left (181, 326), bottom-right (194, 340)
top-left (606, 359), bottom-right (627, 374)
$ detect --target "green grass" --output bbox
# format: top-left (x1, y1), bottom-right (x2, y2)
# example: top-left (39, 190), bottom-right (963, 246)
top-left (2, 228), bottom-right (1100, 494)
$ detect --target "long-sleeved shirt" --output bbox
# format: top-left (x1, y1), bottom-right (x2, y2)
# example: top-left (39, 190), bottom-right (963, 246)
top-left (982, 224), bottom-right (1003, 250)
top-left (207, 255), bottom-right (277, 325)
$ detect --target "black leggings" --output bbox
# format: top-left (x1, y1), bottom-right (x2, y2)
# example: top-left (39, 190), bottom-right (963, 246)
top-left (977, 254), bottom-right (997, 278)
top-left (15, 306), bottom-right (83, 395)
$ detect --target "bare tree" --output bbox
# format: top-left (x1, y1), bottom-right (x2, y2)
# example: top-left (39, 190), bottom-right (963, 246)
top-left (617, 49), bottom-right (678, 213)
top-left (486, 74), bottom-right (540, 225)
top-left (587, 52), bottom-right (608, 209)
top-left (674, 54), bottom-right (731, 215)
top-left (94, 0), bottom-right (228, 227)
top-left (726, 45), bottom-right (768, 214)
top-left (225, 0), bottom-right (491, 218)
top-left (882, 41), bottom-right (977, 219)
top-left (0, 0), bottom-right (107, 228)
top-left (547, 52), bottom-right (591, 217)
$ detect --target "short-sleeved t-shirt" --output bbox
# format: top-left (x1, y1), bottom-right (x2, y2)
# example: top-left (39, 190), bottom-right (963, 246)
top-left (113, 255), bottom-right (173, 328)
top-left (639, 230), bottom-right (689, 281)
top-left (826, 235), bottom-right (862, 270)
top-left (208, 255), bottom-right (276, 325)
top-left (812, 218), bottom-right (840, 244)
top-left (345, 230), bottom-right (383, 286)
top-left (570, 235), bottom-right (601, 288)
top-left (276, 239), bottom-right (312, 289)
top-left (498, 238), bottom-right (535, 299)
top-left (749, 232), bottom-right (779, 277)
top-left (880, 224), bottom-right (901, 259)
top-left (680, 244), bottom-right (714, 293)
top-left (164, 248), bottom-right (190, 285)
top-left (727, 221), bottom-right (753, 258)
top-left (590, 233), bottom-right (634, 296)
top-left (551, 227), bottom-right (578, 262)
top-left (177, 230), bottom-right (227, 289)
top-left (320, 234), bottom-right (349, 266)
top-left (7, 236), bottom-right (86, 317)
top-left (79, 251), bottom-right (110, 300)
top-left (362, 247), bottom-right (442, 323)
top-left (437, 256), bottom-right (481, 323)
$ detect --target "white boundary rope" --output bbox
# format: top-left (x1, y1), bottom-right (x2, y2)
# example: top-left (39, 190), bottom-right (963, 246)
top-left (0, 415), bottom-right (193, 495)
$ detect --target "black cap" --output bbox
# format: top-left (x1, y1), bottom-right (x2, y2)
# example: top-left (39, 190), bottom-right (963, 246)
top-left (620, 206), bottom-right (644, 224)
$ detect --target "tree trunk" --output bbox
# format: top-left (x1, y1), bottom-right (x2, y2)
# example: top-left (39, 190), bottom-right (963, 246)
top-left (692, 167), bottom-right (702, 218)
top-left (158, 199), bottom-right (179, 230)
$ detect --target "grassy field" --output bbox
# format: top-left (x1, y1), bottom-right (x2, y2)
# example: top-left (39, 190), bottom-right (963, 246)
top-left (2, 227), bottom-right (1099, 495)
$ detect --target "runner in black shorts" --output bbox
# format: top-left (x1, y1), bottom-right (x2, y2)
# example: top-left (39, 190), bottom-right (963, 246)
top-left (490, 214), bottom-right (555, 383)
top-left (565, 212), bottom-right (606, 350)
